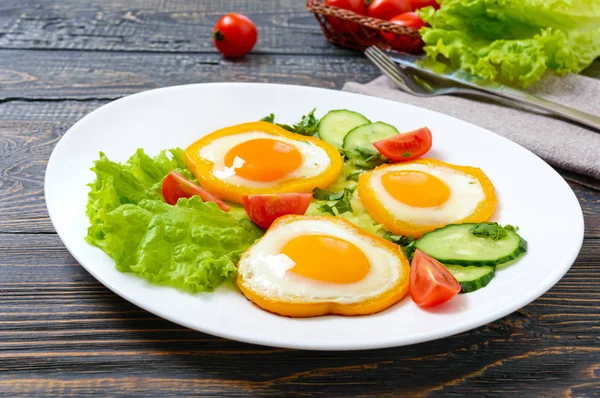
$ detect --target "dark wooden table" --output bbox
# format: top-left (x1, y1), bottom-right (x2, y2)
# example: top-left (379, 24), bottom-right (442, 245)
top-left (1, 1), bottom-right (599, 396)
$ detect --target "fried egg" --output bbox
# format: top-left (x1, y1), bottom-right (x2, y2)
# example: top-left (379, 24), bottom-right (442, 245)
top-left (358, 159), bottom-right (497, 238)
top-left (185, 121), bottom-right (342, 203)
top-left (236, 215), bottom-right (410, 317)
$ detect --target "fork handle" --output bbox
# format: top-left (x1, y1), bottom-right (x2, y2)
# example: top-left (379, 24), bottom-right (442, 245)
top-left (448, 81), bottom-right (600, 131)
top-left (488, 89), bottom-right (600, 131)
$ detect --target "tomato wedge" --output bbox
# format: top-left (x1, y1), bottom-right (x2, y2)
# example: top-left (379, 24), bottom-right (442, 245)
top-left (373, 126), bottom-right (432, 162)
top-left (242, 193), bottom-right (313, 229)
top-left (410, 249), bottom-right (461, 307)
top-left (162, 171), bottom-right (230, 212)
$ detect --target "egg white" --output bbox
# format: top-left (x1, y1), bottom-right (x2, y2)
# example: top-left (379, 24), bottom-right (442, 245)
top-left (237, 218), bottom-right (402, 304)
top-left (197, 131), bottom-right (332, 188)
top-left (364, 163), bottom-right (485, 226)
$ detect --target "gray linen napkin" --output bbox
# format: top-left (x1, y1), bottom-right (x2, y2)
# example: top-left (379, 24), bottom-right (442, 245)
top-left (342, 74), bottom-right (600, 190)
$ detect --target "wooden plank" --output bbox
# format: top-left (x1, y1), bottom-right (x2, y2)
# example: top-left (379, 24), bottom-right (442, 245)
top-left (1, 0), bottom-right (598, 83)
top-left (582, 59), bottom-right (600, 79)
top-left (1, 115), bottom-right (599, 236)
top-left (0, 49), bottom-right (596, 103)
top-left (0, 0), bottom-right (353, 55)
top-left (0, 100), bottom-right (108, 122)
top-left (0, 49), bottom-right (378, 100)
top-left (0, 233), bottom-right (598, 396)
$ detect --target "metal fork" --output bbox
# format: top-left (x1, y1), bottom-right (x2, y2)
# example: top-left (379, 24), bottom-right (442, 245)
top-left (364, 46), bottom-right (600, 131)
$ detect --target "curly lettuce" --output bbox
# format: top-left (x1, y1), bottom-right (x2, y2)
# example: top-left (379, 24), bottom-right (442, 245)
top-left (85, 149), bottom-right (263, 293)
top-left (418, 0), bottom-right (600, 87)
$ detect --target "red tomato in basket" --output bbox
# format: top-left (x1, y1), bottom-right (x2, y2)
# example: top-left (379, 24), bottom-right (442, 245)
top-left (325, 0), bottom-right (367, 33)
top-left (213, 13), bottom-right (258, 58)
top-left (380, 12), bottom-right (426, 52)
top-left (366, 0), bottom-right (411, 21)
top-left (325, 0), bottom-right (367, 14)
top-left (408, 0), bottom-right (439, 11)
top-left (410, 250), bottom-right (461, 308)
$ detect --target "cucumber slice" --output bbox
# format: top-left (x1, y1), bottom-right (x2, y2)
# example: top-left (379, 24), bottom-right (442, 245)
top-left (318, 110), bottom-right (370, 149)
top-left (445, 264), bottom-right (495, 293)
top-left (415, 223), bottom-right (527, 267)
top-left (342, 122), bottom-right (399, 152)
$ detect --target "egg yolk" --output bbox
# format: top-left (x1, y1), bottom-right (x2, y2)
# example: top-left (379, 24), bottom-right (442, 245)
top-left (224, 138), bottom-right (302, 182)
top-left (281, 234), bottom-right (370, 284)
top-left (382, 170), bottom-right (450, 208)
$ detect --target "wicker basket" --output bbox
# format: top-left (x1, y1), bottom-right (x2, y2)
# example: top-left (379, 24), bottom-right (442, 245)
top-left (306, 0), bottom-right (424, 53)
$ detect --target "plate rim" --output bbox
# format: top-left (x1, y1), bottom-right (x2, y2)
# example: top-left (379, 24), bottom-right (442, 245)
top-left (44, 82), bottom-right (585, 351)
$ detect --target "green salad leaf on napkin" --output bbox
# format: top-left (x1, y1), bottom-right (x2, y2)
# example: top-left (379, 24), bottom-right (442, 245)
top-left (85, 149), bottom-right (263, 293)
top-left (418, 0), bottom-right (600, 87)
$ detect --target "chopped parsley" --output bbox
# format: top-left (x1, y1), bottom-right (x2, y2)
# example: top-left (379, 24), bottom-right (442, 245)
top-left (346, 171), bottom-right (363, 182)
top-left (313, 187), bottom-right (344, 201)
top-left (402, 151), bottom-right (411, 158)
top-left (342, 147), bottom-right (386, 169)
top-left (260, 113), bottom-right (275, 123)
top-left (260, 108), bottom-right (319, 136)
top-left (316, 187), bottom-right (355, 216)
top-left (469, 222), bottom-right (518, 240)
top-left (384, 232), bottom-right (417, 259)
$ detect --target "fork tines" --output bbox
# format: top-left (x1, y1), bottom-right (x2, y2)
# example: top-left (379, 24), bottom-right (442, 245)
top-left (364, 46), bottom-right (410, 91)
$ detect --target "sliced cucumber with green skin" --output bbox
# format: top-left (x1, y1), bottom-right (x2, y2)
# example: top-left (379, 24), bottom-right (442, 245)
top-left (445, 264), bottom-right (495, 293)
top-left (342, 122), bottom-right (399, 152)
top-left (415, 223), bottom-right (527, 267)
top-left (318, 110), bottom-right (370, 149)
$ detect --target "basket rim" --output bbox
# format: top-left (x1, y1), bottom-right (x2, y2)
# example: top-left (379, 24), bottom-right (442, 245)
top-left (306, 0), bottom-right (421, 35)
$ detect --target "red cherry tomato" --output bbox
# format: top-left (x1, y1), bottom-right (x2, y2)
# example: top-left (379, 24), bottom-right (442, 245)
top-left (325, 0), bottom-right (367, 14)
top-left (162, 171), bottom-right (230, 212)
top-left (410, 250), bottom-right (461, 308)
top-left (325, 0), bottom-right (367, 33)
top-left (387, 11), bottom-right (427, 29)
top-left (242, 193), bottom-right (313, 229)
top-left (380, 12), bottom-right (427, 51)
top-left (366, 0), bottom-right (411, 21)
top-left (373, 127), bottom-right (432, 161)
top-left (213, 13), bottom-right (258, 58)
top-left (408, 0), bottom-right (439, 11)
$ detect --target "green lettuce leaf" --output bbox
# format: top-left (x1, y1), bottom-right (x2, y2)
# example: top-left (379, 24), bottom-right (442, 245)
top-left (85, 149), bottom-right (263, 293)
top-left (418, 0), bottom-right (600, 87)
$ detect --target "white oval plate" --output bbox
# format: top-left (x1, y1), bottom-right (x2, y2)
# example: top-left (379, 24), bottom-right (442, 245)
top-left (45, 83), bottom-right (584, 351)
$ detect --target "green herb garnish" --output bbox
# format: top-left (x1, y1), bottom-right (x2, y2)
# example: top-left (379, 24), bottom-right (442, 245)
top-left (402, 151), bottom-right (411, 158)
top-left (260, 113), bottom-right (275, 123)
top-left (313, 187), bottom-right (344, 201)
top-left (316, 187), bottom-right (355, 216)
top-left (469, 222), bottom-right (518, 240)
top-left (318, 203), bottom-right (336, 216)
top-left (346, 171), bottom-right (363, 182)
top-left (384, 232), bottom-right (417, 259)
top-left (342, 147), bottom-right (386, 169)
top-left (291, 108), bottom-right (319, 136)
top-left (260, 108), bottom-right (319, 136)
